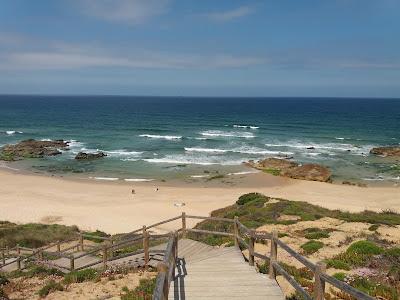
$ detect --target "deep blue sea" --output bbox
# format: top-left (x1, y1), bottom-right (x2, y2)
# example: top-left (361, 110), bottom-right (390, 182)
top-left (0, 95), bottom-right (399, 185)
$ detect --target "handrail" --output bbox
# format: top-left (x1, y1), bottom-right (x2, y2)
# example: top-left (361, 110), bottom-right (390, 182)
top-left (153, 232), bottom-right (178, 300)
top-left (0, 213), bottom-right (378, 300)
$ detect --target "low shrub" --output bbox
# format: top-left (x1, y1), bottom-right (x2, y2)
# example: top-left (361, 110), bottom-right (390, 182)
top-left (236, 193), bottom-right (268, 206)
top-left (325, 259), bottom-right (351, 270)
top-left (63, 268), bottom-right (98, 284)
top-left (83, 230), bottom-right (110, 243)
top-left (368, 224), bottom-right (380, 231)
top-left (24, 265), bottom-right (64, 278)
top-left (121, 278), bottom-right (156, 300)
top-left (385, 247), bottom-right (400, 258)
top-left (345, 275), bottom-right (398, 299)
top-left (303, 228), bottom-right (330, 240)
top-left (346, 240), bottom-right (383, 256)
top-left (332, 272), bottom-right (347, 281)
top-left (0, 274), bottom-right (9, 286)
top-left (300, 240), bottom-right (324, 254)
top-left (37, 280), bottom-right (64, 297)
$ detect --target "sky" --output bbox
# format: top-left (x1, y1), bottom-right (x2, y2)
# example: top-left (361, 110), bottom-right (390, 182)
top-left (0, 0), bottom-right (399, 97)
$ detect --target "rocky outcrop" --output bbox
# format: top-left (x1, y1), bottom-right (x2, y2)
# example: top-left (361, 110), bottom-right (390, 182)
top-left (370, 146), bottom-right (400, 157)
top-left (75, 152), bottom-right (107, 160)
top-left (0, 139), bottom-right (69, 161)
top-left (246, 157), bottom-right (331, 182)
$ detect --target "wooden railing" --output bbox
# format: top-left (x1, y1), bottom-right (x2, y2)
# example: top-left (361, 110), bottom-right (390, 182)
top-left (153, 232), bottom-right (178, 299)
top-left (1, 213), bottom-right (376, 300)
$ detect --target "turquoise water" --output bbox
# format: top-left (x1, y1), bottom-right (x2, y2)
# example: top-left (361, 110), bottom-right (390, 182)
top-left (0, 95), bottom-right (399, 184)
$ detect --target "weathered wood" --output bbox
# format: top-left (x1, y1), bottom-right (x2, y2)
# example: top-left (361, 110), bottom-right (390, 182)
top-left (79, 234), bottom-right (84, 251)
top-left (236, 220), bottom-right (251, 233)
top-left (321, 274), bottom-right (375, 300)
top-left (102, 245), bottom-right (108, 269)
top-left (273, 261), bottom-right (312, 300)
top-left (254, 251), bottom-right (270, 261)
top-left (275, 239), bottom-right (316, 272)
top-left (249, 230), bottom-right (255, 266)
top-left (269, 230), bottom-right (278, 280)
top-left (237, 236), bottom-right (249, 249)
top-left (315, 261), bottom-right (326, 300)
top-left (57, 242), bottom-right (61, 253)
top-left (234, 216), bottom-right (239, 247)
top-left (182, 212), bottom-right (187, 238)
top-left (146, 215), bottom-right (181, 230)
top-left (1, 250), bottom-right (5, 265)
top-left (143, 226), bottom-right (149, 267)
top-left (187, 228), bottom-right (234, 237)
top-left (70, 256), bottom-right (75, 271)
top-left (17, 257), bottom-right (21, 270)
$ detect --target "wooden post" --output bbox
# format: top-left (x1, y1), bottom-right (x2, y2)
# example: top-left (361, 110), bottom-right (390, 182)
top-left (16, 244), bottom-right (20, 255)
top-left (16, 257), bottom-right (21, 270)
top-left (109, 239), bottom-right (114, 259)
top-left (269, 230), bottom-right (278, 280)
top-left (143, 226), bottom-right (149, 267)
top-left (79, 234), bottom-right (84, 251)
top-left (157, 262), bottom-right (168, 299)
top-left (57, 241), bottom-right (61, 253)
top-left (182, 212), bottom-right (187, 238)
top-left (234, 216), bottom-right (239, 247)
top-left (249, 230), bottom-right (255, 266)
top-left (102, 245), bottom-right (108, 269)
top-left (1, 249), bottom-right (5, 265)
top-left (6, 246), bottom-right (9, 257)
top-left (70, 256), bottom-right (75, 271)
top-left (314, 261), bottom-right (327, 300)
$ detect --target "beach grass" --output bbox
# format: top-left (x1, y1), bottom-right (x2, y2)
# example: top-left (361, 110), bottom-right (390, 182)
top-left (0, 221), bottom-right (79, 248)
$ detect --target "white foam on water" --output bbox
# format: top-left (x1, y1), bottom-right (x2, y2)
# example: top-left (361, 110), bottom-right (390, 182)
top-left (200, 130), bottom-right (255, 139)
top-left (5, 130), bottom-right (23, 135)
top-left (143, 155), bottom-right (244, 166)
top-left (124, 178), bottom-right (154, 182)
top-left (139, 134), bottom-right (182, 140)
top-left (91, 177), bottom-right (119, 181)
top-left (184, 147), bottom-right (227, 154)
top-left (233, 125), bottom-right (259, 129)
top-left (227, 171), bottom-right (260, 176)
top-left (190, 175), bottom-right (209, 178)
top-left (104, 150), bottom-right (143, 156)
top-left (231, 147), bottom-right (293, 155)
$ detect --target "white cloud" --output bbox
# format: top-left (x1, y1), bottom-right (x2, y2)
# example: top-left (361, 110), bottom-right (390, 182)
top-left (80, 0), bottom-right (170, 24)
top-left (0, 47), bottom-right (264, 70)
top-left (205, 6), bottom-right (253, 22)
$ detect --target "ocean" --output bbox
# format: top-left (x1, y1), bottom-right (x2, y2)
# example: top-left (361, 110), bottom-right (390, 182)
top-left (0, 95), bottom-right (399, 185)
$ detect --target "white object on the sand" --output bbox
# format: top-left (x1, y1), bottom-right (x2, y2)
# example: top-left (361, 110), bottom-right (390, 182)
top-left (174, 202), bottom-right (185, 207)
top-left (124, 178), bottom-right (154, 182)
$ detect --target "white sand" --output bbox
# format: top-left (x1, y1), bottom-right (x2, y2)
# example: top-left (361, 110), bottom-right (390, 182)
top-left (0, 170), bottom-right (399, 234)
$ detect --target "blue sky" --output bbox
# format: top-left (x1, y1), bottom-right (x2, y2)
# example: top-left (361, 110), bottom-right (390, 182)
top-left (0, 0), bottom-right (399, 97)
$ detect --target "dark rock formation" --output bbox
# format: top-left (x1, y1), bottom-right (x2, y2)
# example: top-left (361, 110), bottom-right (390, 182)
top-left (0, 139), bottom-right (69, 161)
top-left (75, 152), bottom-right (107, 160)
top-left (370, 146), bottom-right (400, 157)
top-left (245, 157), bottom-right (331, 182)
top-left (306, 147), bottom-right (315, 150)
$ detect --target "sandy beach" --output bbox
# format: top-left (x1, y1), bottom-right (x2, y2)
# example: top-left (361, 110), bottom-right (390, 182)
top-left (0, 168), bottom-right (399, 234)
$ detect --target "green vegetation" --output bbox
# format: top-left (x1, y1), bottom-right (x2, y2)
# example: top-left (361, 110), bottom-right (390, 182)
top-left (236, 193), bottom-right (268, 206)
top-left (300, 240), bottom-right (324, 254)
top-left (325, 259), bottom-right (350, 270)
top-left (0, 221), bottom-right (78, 248)
top-left (37, 280), bottom-right (64, 297)
top-left (9, 265), bottom-right (64, 279)
top-left (0, 274), bottom-right (9, 286)
top-left (331, 240), bottom-right (384, 267)
top-left (188, 193), bottom-right (400, 246)
top-left (263, 168), bottom-right (281, 176)
top-left (346, 240), bottom-right (383, 256)
top-left (385, 247), bottom-right (400, 259)
top-left (83, 230), bottom-right (110, 243)
top-left (339, 276), bottom-right (399, 300)
top-left (121, 278), bottom-right (156, 300)
top-left (0, 152), bottom-right (15, 161)
top-left (368, 224), bottom-right (380, 231)
top-left (302, 228), bottom-right (330, 240)
top-left (0, 287), bottom-right (8, 299)
top-left (63, 269), bottom-right (99, 284)
top-left (332, 272), bottom-right (347, 281)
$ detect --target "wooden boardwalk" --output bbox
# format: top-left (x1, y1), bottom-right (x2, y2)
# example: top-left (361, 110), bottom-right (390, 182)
top-left (168, 239), bottom-right (283, 300)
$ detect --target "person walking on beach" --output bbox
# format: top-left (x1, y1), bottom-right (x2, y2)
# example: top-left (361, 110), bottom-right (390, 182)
top-left (131, 188), bottom-right (135, 195)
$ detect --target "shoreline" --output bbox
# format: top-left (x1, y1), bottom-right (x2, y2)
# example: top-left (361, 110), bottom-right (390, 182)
top-left (0, 167), bottom-right (399, 234)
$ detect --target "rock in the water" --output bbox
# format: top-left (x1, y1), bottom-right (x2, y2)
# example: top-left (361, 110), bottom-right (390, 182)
top-left (306, 147), bottom-right (315, 150)
top-left (281, 163), bottom-right (331, 182)
top-left (370, 146), bottom-right (400, 157)
top-left (75, 152), bottom-right (107, 160)
top-left (245, 157), bottom-right (331, 182)
top-left (0, 139), bottom-right (69, 161)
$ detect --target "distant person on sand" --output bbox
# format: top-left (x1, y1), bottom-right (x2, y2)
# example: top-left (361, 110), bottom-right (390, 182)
top-left (131, 188), bottom-right (135, 194)
top-left (155, 187), bottom-right (159, 192)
